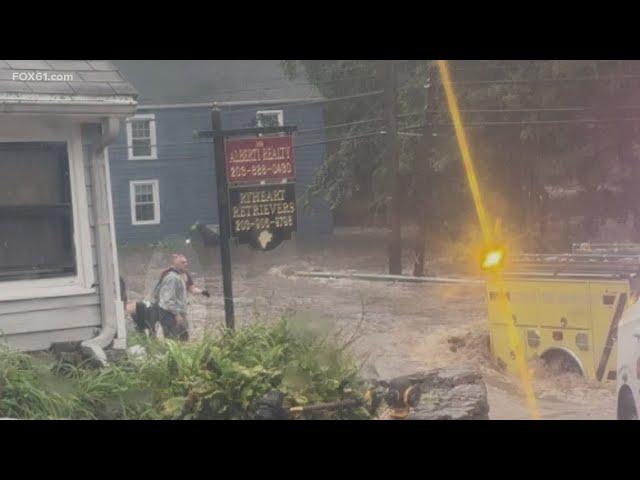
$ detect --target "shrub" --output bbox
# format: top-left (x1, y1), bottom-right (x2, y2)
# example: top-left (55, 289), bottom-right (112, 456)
top-left (0, 318), bottom-right (370, 420)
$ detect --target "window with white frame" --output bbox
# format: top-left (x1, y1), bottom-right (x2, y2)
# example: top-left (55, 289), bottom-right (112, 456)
top-left (0, 142), bottom-right (76, 282)
top-left (127, 114), bottom-right (157, 160)
top-left (256, 110), bottom-right (284, 128)
top-left (130, 180), bottom-right (160, 225)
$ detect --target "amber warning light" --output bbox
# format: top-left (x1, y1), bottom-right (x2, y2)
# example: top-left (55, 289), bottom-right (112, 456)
top-left (481, 248), bottom-right (505, 271)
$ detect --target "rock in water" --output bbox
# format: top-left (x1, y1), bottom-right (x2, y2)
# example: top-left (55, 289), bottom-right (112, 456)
top-left (393, 366), bottom-right (489, 420)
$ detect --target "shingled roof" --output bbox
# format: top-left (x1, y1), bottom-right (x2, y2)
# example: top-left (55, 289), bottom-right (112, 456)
top-left (0, 60), bottom-right (138, 97)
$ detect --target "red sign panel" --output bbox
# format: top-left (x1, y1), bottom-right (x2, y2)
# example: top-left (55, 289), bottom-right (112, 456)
top-left (225, 136), bottom-right (295, 183)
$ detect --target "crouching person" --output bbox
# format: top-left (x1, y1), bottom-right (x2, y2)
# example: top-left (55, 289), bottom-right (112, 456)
top-left (125, 253), bottom-right (209, 341)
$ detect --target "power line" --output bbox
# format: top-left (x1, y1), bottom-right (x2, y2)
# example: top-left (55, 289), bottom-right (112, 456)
top-left (137, 72), bottom-right (380, 105)
top-left (114, 111), bottom-right (634, 152)
top-left (447, 60), bottom-right (637, 74)
top-left (288, 60), bottom-right (413, 74)
top-left (103, 128), bottom-right (386, 152)
top-left (295, 130), bottom-right (385, 148)
top-left (451, 73), bottom-right (640, 86)
top-left (135, 62), bottom-right (430, 109)
top-left (296, 117), bottom-right (383, 134)
top-left (219, 90), bottom-right (384, 116)
top-left (134, 61), bottom-right (413, 106)
top-left (397, 111), bottom-right (423, 118)
top-left (133, 89), bottom-right (385, 121)
top-left (108, 108), bottom-right (640, 153)
top-left (399, 117), bottom-right (640, 130)
top-left (132, 64), bottom-right (640, 111)
top-left (399, 106), bottom-right (640, 116)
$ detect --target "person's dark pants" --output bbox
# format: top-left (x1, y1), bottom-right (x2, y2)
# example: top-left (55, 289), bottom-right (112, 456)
top-left (132, 302), bottom-right (189, 341)
top-left (158, 308), bottom-right (189, 341)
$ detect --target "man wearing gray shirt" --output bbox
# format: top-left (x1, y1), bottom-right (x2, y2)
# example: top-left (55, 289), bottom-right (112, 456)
top-left (151, 253), bottom-right (209, 340)
top-left (126, 254), bottom-right (209, 340)
top-left (154, 267), bottom-right (189, 340)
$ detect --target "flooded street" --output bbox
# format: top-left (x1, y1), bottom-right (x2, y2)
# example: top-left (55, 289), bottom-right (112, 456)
top-left (119, 228), bottom-right (616, 420)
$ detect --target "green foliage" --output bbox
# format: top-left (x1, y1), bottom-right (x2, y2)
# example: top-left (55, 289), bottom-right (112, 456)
top-left (282, 61), bottom-right (387, 213)
top-left (0, 319), bottom-right (369, 420)
top-left (0, 348), bottom-right (77, 419)
top-left (135, 319), bottom-right (368, 419)
top-left (283, 60), bottom-right (640, 249)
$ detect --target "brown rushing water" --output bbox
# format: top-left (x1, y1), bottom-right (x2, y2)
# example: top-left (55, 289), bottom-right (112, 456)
top-left (119, 228), bottom-right (616, 420)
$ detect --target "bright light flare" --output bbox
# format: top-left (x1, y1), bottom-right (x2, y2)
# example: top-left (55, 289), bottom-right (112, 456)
top-left (482, 249), bottom-right (504, 270)
top-left (437, 60), bottom-right (540, 419)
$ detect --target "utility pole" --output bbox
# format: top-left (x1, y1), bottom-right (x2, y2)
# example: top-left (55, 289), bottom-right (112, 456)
top-left (211, 107), bottom-right (235, 330)
top-left (383, 60), bottom-right (402, 275)
top-left (413, 61), bottom-right (436, 277)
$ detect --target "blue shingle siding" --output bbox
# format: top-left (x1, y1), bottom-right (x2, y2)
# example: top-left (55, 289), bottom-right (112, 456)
top-left (109, 103), bottom-right (332, 246)
top-left (109, 107), bottom-right (216, 245)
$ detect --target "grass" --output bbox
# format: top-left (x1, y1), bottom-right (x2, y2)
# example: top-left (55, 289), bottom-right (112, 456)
top-left (0, 318), bottom-right (371, 420)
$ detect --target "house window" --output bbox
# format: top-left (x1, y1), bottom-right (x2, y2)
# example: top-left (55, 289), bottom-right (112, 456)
top-left (130, 180), bottom-right (160, 225)
top-left (256, 110), bottom-right (284, 128)
top-left (127, 114), bottom-right (157, 160)
top-left (0, 142), bottom-right (76, 282)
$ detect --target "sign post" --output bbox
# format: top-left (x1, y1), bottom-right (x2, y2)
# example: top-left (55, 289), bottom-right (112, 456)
top-left (205, 108), bottom-right (298, 331)
top-left (211, 107), bottom-right (235, 330)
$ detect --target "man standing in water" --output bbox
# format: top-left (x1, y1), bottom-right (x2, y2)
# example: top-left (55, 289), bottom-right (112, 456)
top-left (126, 253), bottom-right (209, 340)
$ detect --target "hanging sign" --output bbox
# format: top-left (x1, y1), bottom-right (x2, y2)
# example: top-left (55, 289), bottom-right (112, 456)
top-left (228, 182), bottom-right (297, 250)
top-left (224, 135), bottom-right (295, 184)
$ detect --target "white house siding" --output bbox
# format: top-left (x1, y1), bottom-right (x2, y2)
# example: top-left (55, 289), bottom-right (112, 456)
top-left (83, 124), bottom-right (100, 284)
top-left (0, 121), bottom-right (103, 352)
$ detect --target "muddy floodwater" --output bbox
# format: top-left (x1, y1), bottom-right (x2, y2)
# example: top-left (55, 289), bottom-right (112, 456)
top-left (119, 228), bottom-right (616, 420)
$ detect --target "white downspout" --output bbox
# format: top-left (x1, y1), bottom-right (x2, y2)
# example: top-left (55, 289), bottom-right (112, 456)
top-left (81, 117), bottom-right (122, 367)
top-left (104, 137), bottom-right (127, 350)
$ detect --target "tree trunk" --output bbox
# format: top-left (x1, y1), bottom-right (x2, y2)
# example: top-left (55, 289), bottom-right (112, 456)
top-left (382, 60), bottom-right (402, 274)
top-left (583, 126), bottom-right (601, 240)
top-left (562, 213), bottom-right (572, 251)
top-left (524, 155), bottom-right (536, 251)
top-left (413, 63), bottom-right (436, 277)
top-left (413, 216), bottom-right (428, 277)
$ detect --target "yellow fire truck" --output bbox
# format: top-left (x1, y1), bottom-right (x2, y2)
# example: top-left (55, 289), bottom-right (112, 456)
top-left (486, 244), bottom-right (640, 382)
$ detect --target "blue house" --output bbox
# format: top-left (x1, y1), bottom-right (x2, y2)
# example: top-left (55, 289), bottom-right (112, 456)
top-left (108, 60), bottom-right (332, 246)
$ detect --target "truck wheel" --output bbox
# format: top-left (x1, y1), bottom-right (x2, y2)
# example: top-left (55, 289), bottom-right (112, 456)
top-left (618, 386), bottom-right (638, 420)
top-left (541, 349), bottom-right (583, 376)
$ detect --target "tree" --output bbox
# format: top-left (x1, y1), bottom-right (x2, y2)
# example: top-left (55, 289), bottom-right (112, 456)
top-left (283, 60), bottom-right (448, 274)
top-left (283, 60), bottom-right (640, 274)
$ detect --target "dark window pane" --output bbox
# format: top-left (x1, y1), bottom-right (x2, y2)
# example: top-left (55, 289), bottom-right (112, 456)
top-left (257, 113), bottom-right (281, 127)
top-left (0, 142), bottom-right (76, 281)
top-left (136, 204), bottom-right (155, 222)
top-left (132, 120), bottom-right (150, 138)
top-left (135, 184), bottom-right (154, 202)
top-left (132, 139), bottom-right (152, 157)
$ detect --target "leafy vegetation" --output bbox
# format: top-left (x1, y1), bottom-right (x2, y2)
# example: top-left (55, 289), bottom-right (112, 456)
top-left (281, 60), bottom-right (640, 268)
top-left (0, 319), bottom-right (370, 420)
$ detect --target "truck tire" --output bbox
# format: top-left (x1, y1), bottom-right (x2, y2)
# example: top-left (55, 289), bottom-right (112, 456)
top-left (618, 386), bottom-right (638, 420)
top-left (541, 349), bottom-right (583, 376)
